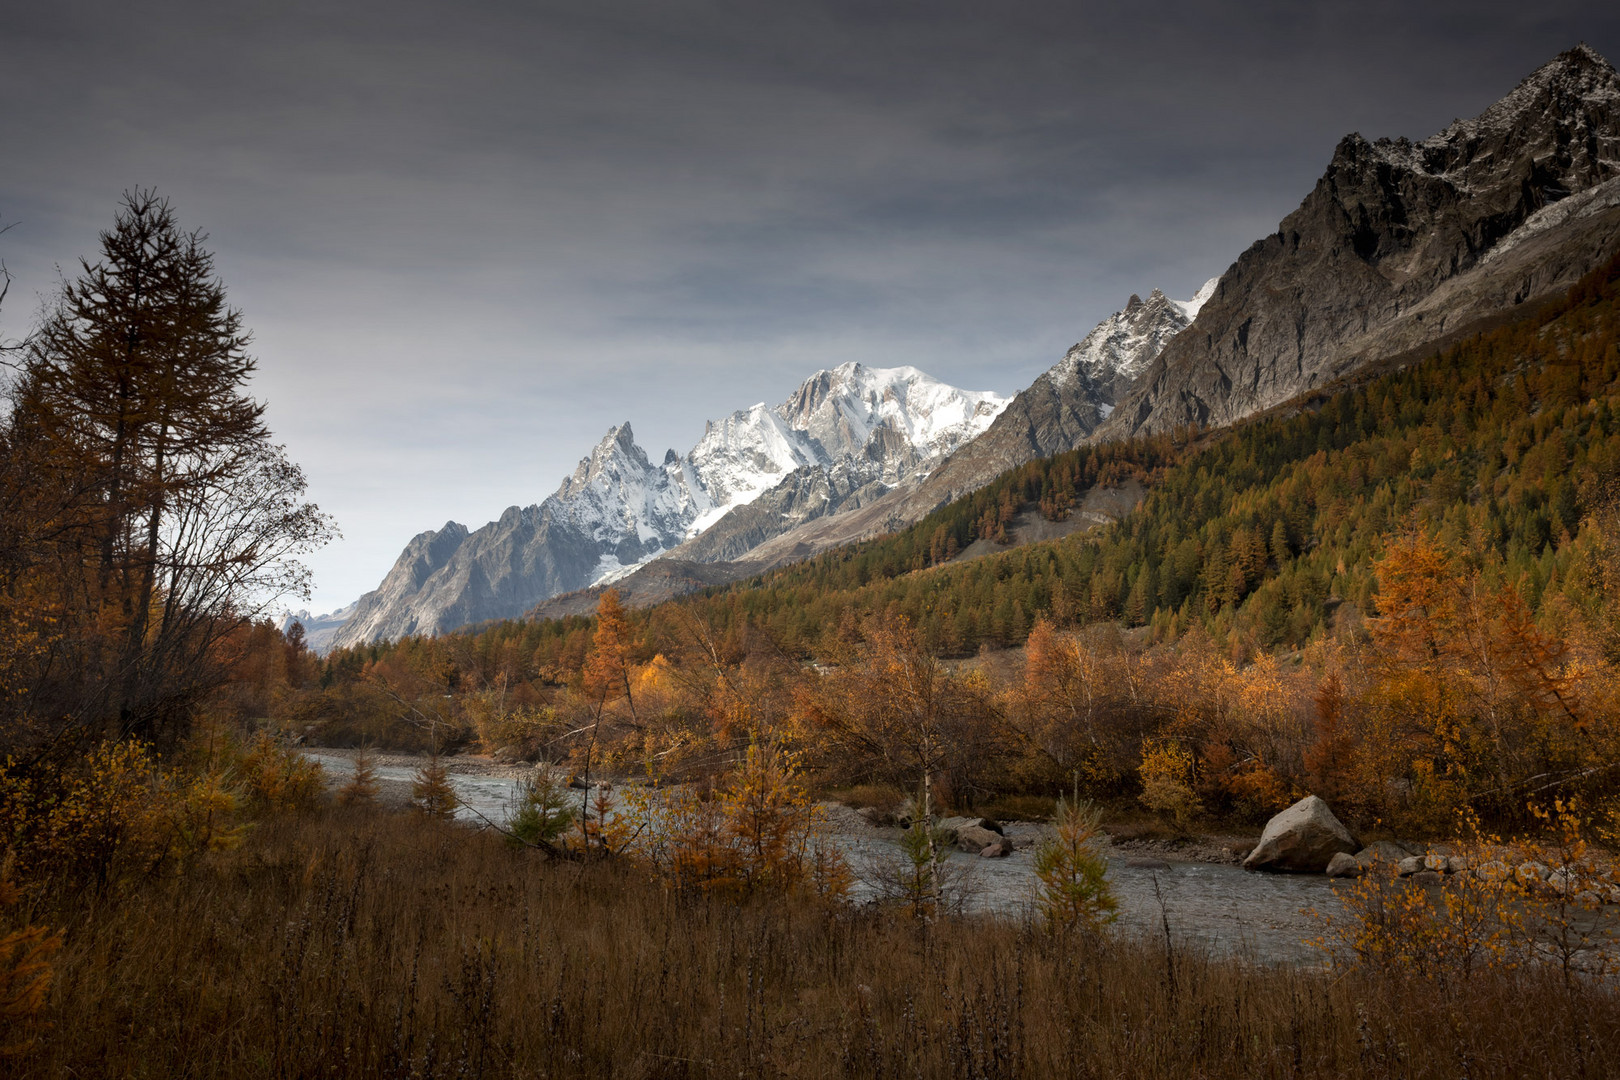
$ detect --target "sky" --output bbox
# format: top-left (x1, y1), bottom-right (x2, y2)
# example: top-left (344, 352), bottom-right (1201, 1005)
top-left (3, 0), bottom-right (1618, 614)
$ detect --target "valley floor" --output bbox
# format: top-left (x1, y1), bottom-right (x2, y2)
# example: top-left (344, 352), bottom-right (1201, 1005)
top-left (16, 802), bottom-right (1620, 1079)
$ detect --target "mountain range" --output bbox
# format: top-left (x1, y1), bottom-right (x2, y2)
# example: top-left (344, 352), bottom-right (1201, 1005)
top-left (300, 43), bottom-right (1620, 651)
top-left (321, 363), bottom-right (1006, 649)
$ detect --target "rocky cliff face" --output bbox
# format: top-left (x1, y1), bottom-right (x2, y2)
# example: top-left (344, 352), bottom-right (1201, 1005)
top-left (1101, 44), bottom-right (1620, 439)
top-left (329, 364), bottom-right (1006, 647)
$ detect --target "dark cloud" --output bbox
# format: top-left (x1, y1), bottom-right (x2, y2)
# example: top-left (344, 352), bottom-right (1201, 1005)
top-left (3, 0), bottom-right (1616, 608)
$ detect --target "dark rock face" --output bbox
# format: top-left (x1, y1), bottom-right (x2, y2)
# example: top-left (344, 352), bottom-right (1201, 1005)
top-left (1101, 45), bottom-right (1620, 441)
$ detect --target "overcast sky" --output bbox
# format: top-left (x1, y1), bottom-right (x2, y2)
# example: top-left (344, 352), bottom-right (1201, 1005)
top-left (4, 1), bottom-right (1617, 613)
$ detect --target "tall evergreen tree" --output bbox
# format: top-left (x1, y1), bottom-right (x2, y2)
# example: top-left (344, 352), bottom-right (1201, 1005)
top-left (8, 190), bottom-right (333, 747)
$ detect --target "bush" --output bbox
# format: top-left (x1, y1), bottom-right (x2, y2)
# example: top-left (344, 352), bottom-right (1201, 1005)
top-left (237, 734), bottom-right (324, 814)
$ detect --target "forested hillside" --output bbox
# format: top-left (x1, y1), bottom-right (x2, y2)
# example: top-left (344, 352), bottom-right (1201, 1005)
top-left (674, 249), bottom-right (1620, 656)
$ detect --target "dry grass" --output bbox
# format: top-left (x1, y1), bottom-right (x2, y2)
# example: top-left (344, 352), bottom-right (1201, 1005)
top-left (830, 783), bottom-right (908, 813)
top-left (14, 806), bottom-right (1620, 1079)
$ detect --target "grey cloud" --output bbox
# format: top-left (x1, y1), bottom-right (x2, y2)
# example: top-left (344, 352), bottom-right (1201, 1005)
top-left (3, 0), bottom-right (1617, 608)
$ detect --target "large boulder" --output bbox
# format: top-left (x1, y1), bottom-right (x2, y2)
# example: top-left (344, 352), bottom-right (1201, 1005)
top-left (937, 816), bottom-right (1003, 839)
top-left (955, 825), bottom-right (1003, 853)
top-left (1325, 852), bottom-right (1363, 878)
top-left (978, 836), bottom-right (1014, 858)
top-left (1353, 841), bottom-right (1410, 871)
top-left (1242, 796), bottom-right (1358, 873)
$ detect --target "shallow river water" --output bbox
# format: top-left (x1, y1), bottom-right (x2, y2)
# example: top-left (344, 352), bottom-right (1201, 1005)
top-left (306, 752), bottom-right (1341, 966)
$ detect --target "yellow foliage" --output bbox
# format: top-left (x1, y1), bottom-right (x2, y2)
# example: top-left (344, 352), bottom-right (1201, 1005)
top-left (0, 739), bottom-right (259, 893)
top-left (657, 741), bottom-right (849, 902)
top-left (1313, 805), bottom-right (1619, 982)
top-left (237, 733), bottom-right (324, 814)
top-left (1138, 739), bottom-right (1201, 829)
top-left (1313, 862), bottom-right (1521, 982)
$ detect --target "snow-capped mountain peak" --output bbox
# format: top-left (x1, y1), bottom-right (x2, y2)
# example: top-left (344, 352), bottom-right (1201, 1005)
top-left (1172, 277), bottom-right (1219, 322)
top-left (685, 363), bottom-right (1008, 535)
top-left (325, 361), bottom-right (1012, 649)
top-left (1048, 279), bottom-right (1214, 393)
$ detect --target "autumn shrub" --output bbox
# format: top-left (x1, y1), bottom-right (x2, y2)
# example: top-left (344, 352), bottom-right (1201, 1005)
top-left (461, 688), bottom-right (556, 757)
top-left (655, 741), bottom-right (850, 901)
top-left (0, 743), bottom-right (174, 891)
top-left (1312, 864), bottom-right (1523, 982)
top-left (236, 733), bottom-right (324, 814)
top-left (1138, 738), bottom-right (1202, 832)
top-left (1513, 799), bottom-right (1620, 983)
top-left (0, 741), bottom-right (255, 894)
top-left (1312, 804), bottom-right (1620, 984)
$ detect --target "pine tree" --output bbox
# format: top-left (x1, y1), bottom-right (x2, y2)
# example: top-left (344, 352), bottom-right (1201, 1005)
top-left (11, 190), bottom-right (332, 746)
top-left (1034, 783), bottom-right (1117, 933)
top-left (337, 749), bottom-right (380, 806)
top-left (411, 755), bottom-right (458, 819)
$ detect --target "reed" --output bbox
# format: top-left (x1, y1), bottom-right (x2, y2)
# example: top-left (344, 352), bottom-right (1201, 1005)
top-left (14, 805), bottom-right (1618, 1078)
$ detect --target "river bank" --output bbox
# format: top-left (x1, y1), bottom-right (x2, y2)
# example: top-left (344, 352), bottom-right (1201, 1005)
top-left (303, 747), bottom-right (1342, 964)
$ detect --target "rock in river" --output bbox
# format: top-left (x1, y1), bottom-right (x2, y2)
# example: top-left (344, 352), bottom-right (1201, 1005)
top-left (1325, 852), bottom-right (1363, 878)
top-left (1353, 841), bottom-right (1410, 871)
top-left (955, 825), bottom-right (1003, 853)
top-left (1242, 795), bottom-right (1358, 873)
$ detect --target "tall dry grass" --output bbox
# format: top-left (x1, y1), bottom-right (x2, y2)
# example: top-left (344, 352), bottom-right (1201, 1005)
top-left (14, 806), bottom-right (1620, 1079)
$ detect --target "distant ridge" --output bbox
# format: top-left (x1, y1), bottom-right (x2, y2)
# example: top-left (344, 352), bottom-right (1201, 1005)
top-left (328, 364), bottom-right (1006, 647)
top-left (1100, 43), bottom-right (1620, 440)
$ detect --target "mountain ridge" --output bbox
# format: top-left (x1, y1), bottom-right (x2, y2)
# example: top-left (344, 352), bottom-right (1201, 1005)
top-left (323, 363), bottom-right (1007, 648)
top-left (1099, 43), bottom-right (1620, 440)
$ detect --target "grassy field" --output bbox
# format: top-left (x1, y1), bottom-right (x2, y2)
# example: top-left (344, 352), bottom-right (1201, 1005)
top-left (15, 804), bottom-right (1620, 1079)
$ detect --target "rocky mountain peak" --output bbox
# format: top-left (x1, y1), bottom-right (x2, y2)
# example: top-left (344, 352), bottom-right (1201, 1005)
top-left (557, 421), bottom-right (653, 501)
top-left (1099, 44), bottom-right (1620, 443)
top-left (1047, 279), bottom-right (1216, 401)
top-left (329, 362), bottom-right (1006, 648)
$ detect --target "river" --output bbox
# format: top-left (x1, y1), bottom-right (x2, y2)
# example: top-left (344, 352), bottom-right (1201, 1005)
top-left (305, 751), bottom-right (1342, 966)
